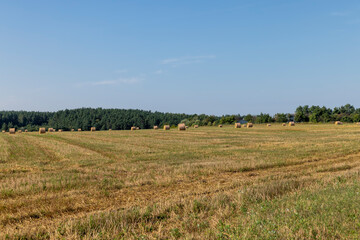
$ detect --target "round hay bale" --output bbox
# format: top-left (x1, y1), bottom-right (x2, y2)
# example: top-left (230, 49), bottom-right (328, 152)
top-left (78, 128), bottom-right (82, 132)
top-left (91, 127), bottom-right (96, 132)
top-left (335, 121), bottom-right (343, 125)
top-left (247, 123), bottom-right (253, 128)
top-left (58, 129), bottom-right (62, 132)
top-left (24, 129), bottom-right (28, 132)
top-left (9, 128), bottom-right (16, 134)
top-left (48, 128), bottom-right (54, 132)
top-left (136, 127), bottom-right (140, 130)
top-left (153, 126), bottom-right (158, 130)
top-left (234, 123), bottom-right (241, 128)
top-left (109, 129), bottom-right (112, 131)
top-left (39, 128), bottom-right (46, 134)
top-left (289, 122), bottom-right (295, 126)
top-left (282, 123), bottom-right (286, 126)
top-left (267, 124), bottom-right (271, 127)
top-left (218, 125), bottom-right (223, 128)
top-left (131, 127), bottom-right (136, 131)
top-left (194, 125), bottom-right (199, 128)
top-left (17, 130), bottom-right (22, 133)
top-left (178, 123), bottom-right (186, 131)
top-left (71, 129), bottom-right (75, 132)
top-left (163, 125), bottom-right (170, 130)
top-left (2, 130), bottom-right (5, 133)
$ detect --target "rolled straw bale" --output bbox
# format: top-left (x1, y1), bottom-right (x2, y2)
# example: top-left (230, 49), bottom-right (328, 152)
top-left (282, 123), bottom-right (286, 126)
top-left (17, 130), bottom-right (22, 133)
top-left (58, 129), bottom-right (62, 132)
top-left (163, 125), bottom-right (170, 130)
top-left (91, 127), bottom-right (96, 132)
top-left (194, 125), bottom-right (199, 128)
top-left (267, 124), bottom-right (271, 127)
top-left (153, 126), bottom-right (158, 130)
top-left (9, 128), bottom-right (15, 134)
top-left (335, 121), bottom-right (343, 125)
top-left (178, 123), bottom-right (186, 131)
top-left (234, 123), bottom-right (241, 128)
top-left (243, 124), bottom-right (247, 128)
top-left (247, 123), bottom-right (253, 128)
top-left (39, 128), bottom-right (46, 134)
top-left (78, 128), bottom-right (82, 132)
top-left (48, 128), bottom-right (54, 132)
top-left (289, 122), bottom-right (295, 126)
top-left (71, 129), bottom-right (75, 132)
top-left (24, 130), bottom-right (28, 132)
top-left (131, 127), bottom-right (136, 131)
top-left (218, 125), bottom-right (223, 128)
top-left (109, 129), bottom-right (112, 131)
top-left (136, 127), bottom-right (139, 130)
top-left (2, 130), bottom-right (5, 133)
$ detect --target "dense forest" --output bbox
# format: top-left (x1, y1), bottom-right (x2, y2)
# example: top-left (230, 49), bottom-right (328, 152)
top-left (1, 104), bottom-right (359, 131)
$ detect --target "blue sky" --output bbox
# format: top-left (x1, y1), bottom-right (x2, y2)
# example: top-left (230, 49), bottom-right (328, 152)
top-left (1, 1), bottom-right (360, 115)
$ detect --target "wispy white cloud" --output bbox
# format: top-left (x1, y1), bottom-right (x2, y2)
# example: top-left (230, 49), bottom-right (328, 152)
top-left (114, 69), bottom-right (128, 74)
top-left (162, 55), bottom-right (216, 66)
top-left (117, 77), bottom-right (140, 84)
top-left (347, 18), bottom-right (360, 24)
top-left (76, 77), bottom-right (141, 87)
top-left (154, 70), bottom-right (163, 74)
top-left (330, 11), bottom-right (350, 17)
top-left (92, 80), bottom-right (118, 86)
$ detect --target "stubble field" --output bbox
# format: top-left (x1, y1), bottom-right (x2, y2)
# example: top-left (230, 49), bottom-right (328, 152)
top-left (1, 124), bottom-right (360, 239)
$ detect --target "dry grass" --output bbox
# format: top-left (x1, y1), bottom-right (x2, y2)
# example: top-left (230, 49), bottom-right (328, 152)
top-left (1, 124), bottom-right (360, 239)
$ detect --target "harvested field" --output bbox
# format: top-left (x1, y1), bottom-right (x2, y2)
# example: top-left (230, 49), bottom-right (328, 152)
top-left (1, 124), bottom-right (360, 239)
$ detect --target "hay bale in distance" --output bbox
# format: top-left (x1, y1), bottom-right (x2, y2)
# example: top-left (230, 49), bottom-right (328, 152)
top-left (335, 121), bottom-right (343, 125)
top-left (289, 122), bottom-right (295, 126)
top-left (163, 125), bottom-right (170, 130)
top-left (153, 126), bottom-right (158, 130)
top-left (247, 123), bottom-right (253, 128)
top-left (218, 125), bottom-right (223, 128)
top-left (178, 123), bottom-right (186, 131)
top-left (78, 128), bottom-right (82, 132)
top-left (24, 130), bottom-right (28, 132)
top-left (2, 130), bottom-right (5, 133)
top-left (267, 124), bottom-right (271, 127)
top-left (234, 123), bottom-right (241, 128)
top-left (194, 125), bottom-right (199, 128)
top-left (9, 128), bottom-right (15, 134)
top-left (17, 130), bottom-right (22, 133)
top-left (282, 123), bottom-right (286, 126)
top-left (91, 127), bottom-right (96, 132)
top-left (48, 128), bottom-right (54, 132)
top-left (136, 127), bottom-right (139, 130)
top-left (131, 127), bottom-right (136, 131)
top-left (71, 129), bottom-right (75, 132)
top-left (39, 128), bottom-right (46, 134)
top-left (58, 129), bottom-right (62, 132)
top-left (109, 129), bottom-right (112, 131)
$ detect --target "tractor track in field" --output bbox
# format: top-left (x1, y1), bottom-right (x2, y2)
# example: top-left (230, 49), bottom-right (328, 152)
top-left (2, 146), bottom-right (360, 236)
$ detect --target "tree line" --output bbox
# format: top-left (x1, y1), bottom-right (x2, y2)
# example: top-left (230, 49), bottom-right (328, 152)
top-left (0, 104), bottom-right (359, 131)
